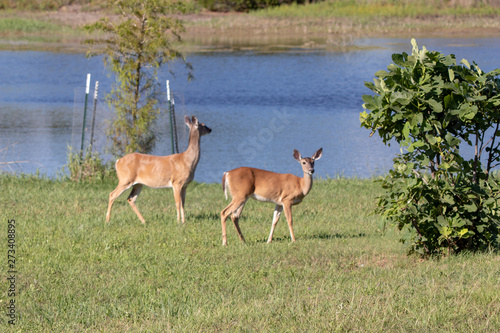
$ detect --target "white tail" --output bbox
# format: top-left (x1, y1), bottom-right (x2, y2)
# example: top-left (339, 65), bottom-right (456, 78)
top-left (106, 115), bottom-right (212, 224)
top-left (220, 148), bottom-right (323, 246)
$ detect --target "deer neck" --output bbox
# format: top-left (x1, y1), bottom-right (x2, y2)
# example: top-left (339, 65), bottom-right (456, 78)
top-left (301, 172), bottom-right (314, 196)
top-left (183, 129), bottom-right (201, 168)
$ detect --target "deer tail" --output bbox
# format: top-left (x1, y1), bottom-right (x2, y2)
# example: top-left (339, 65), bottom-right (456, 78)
top-left (222, 172), bottom-right (228, 200)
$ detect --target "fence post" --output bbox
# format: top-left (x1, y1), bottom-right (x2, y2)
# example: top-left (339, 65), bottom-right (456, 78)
top-left (89, 81), bottom-right (99, 153)
top-left (166, 80), bottom-right (179, 154)
top-left (80, 73), bottom-right (91, 160)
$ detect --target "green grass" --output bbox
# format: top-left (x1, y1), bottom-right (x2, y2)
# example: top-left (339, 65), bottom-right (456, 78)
top-left (0, 0), bottom-right (103, 10)
top-left (0, 17), bottom-right (80, 44)
top-left (1, 174), bottom-right (499, 331)
top-left (252, 0), bottom-right (500, 19)
top-left (0, 18), bottom-right (60, 33)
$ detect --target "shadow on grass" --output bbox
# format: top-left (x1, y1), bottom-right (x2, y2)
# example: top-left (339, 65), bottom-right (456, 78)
top-left (255, 232), bottom-right (367, 244)
top-left (190, 211), bottom-right (220, 223)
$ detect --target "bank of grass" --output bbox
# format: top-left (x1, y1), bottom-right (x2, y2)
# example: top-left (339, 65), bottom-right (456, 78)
top-left (252, 0), bottom-right (500, 19)
top-left (1, 1), bottom-right (500, 51)
top-left (1, 174), bottom-right (499, 331)
top-left (0, 16), bottom-right (80, 44)
top-left (185, 0), bottom-right (500, 49)
top-left (0, 18), bottom-right (59, 33)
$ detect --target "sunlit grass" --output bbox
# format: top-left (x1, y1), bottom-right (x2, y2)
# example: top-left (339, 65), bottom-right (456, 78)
top-left (251, 0), bottom-right (500, 18)
top-left (0, 18), bottom-right (60, 33)
top-left (0, 17), bottom-right (81, 45)
top-left (1, 174), bottom-right (499, 331)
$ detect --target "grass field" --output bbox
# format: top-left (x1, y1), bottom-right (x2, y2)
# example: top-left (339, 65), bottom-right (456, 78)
top-left (1, 174), bottom-right (499, 331)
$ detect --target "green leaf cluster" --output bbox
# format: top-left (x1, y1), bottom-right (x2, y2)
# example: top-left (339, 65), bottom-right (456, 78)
top-left (361, 38), bottom-right (500, 256)
top-left (64, 145), bottom-right (115, 182)
top-left (84, 0), bottom-right (192, 156)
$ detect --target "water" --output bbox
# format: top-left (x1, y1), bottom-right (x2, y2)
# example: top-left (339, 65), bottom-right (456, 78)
top-left (0, 38), bottom-right (499, 183)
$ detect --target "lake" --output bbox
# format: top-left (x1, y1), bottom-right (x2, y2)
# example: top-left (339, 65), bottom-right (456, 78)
top-left (0, 37), bottom-right (499, 183)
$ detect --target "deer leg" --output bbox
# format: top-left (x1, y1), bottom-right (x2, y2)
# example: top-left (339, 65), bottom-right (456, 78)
top-left (221, 198), bottom-right (246, 246)
top-left (267, 204), bottom-right (283, 243)
top-left (106, 183), bottom-right (132, 223)
top-left (231, 203), bottom-right (247, 243)
top-left (173, 185), bottom-right (183, 223)
top-left (127, 184), bottom-right (145, 224)
top-left (282, 201), bottom-right (295, 242)
top-left (180, 186), bottom-right (187, 224)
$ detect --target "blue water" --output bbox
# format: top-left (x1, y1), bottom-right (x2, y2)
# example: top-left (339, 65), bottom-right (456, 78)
top-left (0, 37), bottom-right (499, 183)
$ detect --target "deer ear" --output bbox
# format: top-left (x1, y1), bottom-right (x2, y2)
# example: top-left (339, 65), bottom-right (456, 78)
top-left (192, 116), bottom-right (199, 126)
top-left (293, 149), bottom-right (301, 161)
top-left (185, 115), bottom-right (192, 127)
top-left (312, 148), bottom-right (323, 161)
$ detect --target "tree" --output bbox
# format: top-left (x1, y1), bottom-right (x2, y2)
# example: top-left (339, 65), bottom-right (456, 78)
top-left (360, 39), bottom-right (500, 256)
top-left (84, 0), bottom-right (192, 156)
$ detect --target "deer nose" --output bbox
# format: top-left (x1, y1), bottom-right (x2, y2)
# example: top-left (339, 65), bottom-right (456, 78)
top-left (309, 167), bottom-right (315, 174)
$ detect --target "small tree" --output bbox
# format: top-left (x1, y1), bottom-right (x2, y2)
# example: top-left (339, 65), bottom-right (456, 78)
top-left (360, 39), bottom-right (500, 256)
top-left (84, 0), bottom-right (192, 156)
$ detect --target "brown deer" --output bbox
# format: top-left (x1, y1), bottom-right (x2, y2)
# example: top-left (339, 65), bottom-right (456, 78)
top-left (220, 148), bottom-right (323, 246)
top-left (106, 115), bottom-right (212, 224)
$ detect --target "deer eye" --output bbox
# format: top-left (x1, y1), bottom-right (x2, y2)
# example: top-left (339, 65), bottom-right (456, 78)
top-left (302, 161), bottom-right (306, 164)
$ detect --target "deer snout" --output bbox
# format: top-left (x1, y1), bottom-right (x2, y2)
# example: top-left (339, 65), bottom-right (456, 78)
top-left (308, 167), bottom-right (315, 175)
top-left (200, 124), bottom-right (212, 135)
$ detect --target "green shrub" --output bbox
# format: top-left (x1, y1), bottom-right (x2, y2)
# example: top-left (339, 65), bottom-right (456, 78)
top-left (360, 39), bottom-right (500, 256)
top-left (64, 145), bottom-right (114, 182)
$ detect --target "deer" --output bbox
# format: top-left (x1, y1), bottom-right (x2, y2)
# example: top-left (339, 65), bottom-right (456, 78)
top-left (220, 148), bottom-right (323, 246)
top-left (105, 115), bottom-right (212, 224)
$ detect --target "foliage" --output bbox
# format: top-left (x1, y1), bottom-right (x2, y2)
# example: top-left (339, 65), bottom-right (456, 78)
top-left (64, 145), bottom-right (114, 182)
top-left (84, 0), bottom-right (192, 157)
top-left (360, 39), bottom-right (500, 256)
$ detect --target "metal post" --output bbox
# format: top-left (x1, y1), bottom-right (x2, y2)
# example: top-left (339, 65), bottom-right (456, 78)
top-left (171, 96), bottom-right (179, 154)
top-left (89, 81), bottom-right (99, 153)
top-left (80, 73), bottom-right (91, 160)
top-left (167, 80), bottom-right (175, 155)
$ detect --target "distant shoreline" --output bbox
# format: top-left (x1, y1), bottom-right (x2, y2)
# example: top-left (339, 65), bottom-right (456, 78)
top-left (0, 5), bottom-right (499, 53)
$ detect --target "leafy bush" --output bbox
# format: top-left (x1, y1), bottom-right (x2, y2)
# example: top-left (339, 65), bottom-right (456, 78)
top-left (64, 146), bottom-right (113, 182)
top-left (360, 39), bottom-right (500, 256)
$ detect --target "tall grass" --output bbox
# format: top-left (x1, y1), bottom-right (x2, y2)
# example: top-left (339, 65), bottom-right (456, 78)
top-left (1, 175), bottom-right (499, 331)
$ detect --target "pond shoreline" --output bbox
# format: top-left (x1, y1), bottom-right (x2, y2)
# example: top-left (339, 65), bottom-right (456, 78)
top-left (1, 5), bottom-right (499, 53)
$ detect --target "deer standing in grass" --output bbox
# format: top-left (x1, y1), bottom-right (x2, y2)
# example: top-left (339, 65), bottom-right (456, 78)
top-left (106, 115), bottom-right (212, 224)
top-left (220, 148), bottom-right (322, 246)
